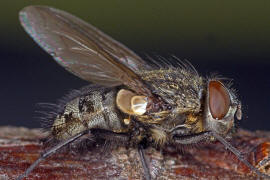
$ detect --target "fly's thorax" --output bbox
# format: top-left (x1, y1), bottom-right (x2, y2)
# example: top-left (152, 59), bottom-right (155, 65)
top-left (116, 68), bottom-right (206, 146)
top-left (140, 68), bottom-right (204, 113)
top-left (51, 88), bottom-right (128, 140)
top-left (115, 68), bottom-right (204, 127)
top-left (136, 68), bottom-right (203, 128)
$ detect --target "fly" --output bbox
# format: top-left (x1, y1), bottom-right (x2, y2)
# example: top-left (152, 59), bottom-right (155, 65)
top-left (17, 6), bottom-right (270, 180)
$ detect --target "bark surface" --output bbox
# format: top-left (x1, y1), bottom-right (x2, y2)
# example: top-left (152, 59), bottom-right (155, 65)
top-left (0, 126), bottom-right (269, 180)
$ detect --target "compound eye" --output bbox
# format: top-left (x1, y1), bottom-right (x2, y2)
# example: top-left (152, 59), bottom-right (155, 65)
top-left (209, 81), bottom-right (230, 119)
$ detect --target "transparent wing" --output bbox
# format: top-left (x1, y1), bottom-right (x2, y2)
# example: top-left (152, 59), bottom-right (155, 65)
top-left (19, 6), bottom-right (152, 95)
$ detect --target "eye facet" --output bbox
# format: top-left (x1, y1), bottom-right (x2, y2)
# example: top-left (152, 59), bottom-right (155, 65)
top-left (209, 81), bottom-right (230, 119)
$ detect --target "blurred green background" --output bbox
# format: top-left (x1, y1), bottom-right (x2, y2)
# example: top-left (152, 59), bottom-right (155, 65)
top-left (1, 1), bottom-right (270, 130)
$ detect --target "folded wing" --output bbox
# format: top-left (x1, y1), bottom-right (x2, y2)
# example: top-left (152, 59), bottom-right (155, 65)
top-left (19, 6), bottom-right (152, 95)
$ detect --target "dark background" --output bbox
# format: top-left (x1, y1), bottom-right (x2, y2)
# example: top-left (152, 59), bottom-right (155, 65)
top-left (1, 1), bottom-right (270, 130)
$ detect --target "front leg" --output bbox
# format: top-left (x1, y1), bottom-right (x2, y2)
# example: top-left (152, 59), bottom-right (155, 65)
top-left (173, 131), bottom-right (211, 145)
top-left (173, 131), bottom-right (270, 179)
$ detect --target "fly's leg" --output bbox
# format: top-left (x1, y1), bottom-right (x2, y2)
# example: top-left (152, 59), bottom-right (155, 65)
top-left (90, 128), bottom-right (130, 154)
top-left (16, 129), bottom-right (92, 180)
top-left (138, 144), bottom-right (151, 180)
top-left (17, 127), bottom-right (152, 180)
top-left (173, 131), bottom-right (211, 145)
top-left (173, 131), bottom-right (270, 178)
top-left (17, 128), bottom-right (129, 180)
top-left (92, 128), bottom-right (152, 180)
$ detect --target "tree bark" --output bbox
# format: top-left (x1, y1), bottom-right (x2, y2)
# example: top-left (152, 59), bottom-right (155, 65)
top-left (0, 126), bottom-right (269, 180)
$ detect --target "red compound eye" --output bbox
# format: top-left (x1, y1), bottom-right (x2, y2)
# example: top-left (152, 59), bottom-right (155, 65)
top-left (209, 81), bottom-right (230, 120)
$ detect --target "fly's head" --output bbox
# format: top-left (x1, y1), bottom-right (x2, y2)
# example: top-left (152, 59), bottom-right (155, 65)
top-left (203, 79), bottom-right (242, 138)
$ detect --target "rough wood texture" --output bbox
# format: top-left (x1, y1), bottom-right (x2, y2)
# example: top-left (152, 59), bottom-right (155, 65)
top-left (0, 126), bottom-right (269, 180)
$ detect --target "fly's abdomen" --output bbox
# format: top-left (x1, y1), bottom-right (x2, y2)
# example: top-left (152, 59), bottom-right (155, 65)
top-left (52, 88), bottom-right (126, 140)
